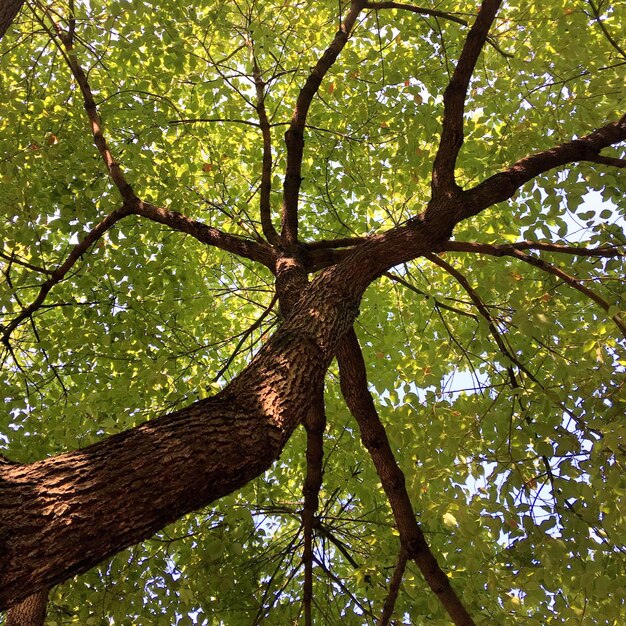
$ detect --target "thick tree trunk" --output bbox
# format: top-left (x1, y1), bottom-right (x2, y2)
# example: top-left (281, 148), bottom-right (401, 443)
top-left (1, 219), bottom-right (446, 611)
top-left (0, 0), bottom-right (24, 39)
top-left (5, 591), bottom-right (48, 626)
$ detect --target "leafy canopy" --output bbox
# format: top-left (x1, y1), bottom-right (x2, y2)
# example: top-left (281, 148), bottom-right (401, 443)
top-left (1, 0), bottom-right (625, 624)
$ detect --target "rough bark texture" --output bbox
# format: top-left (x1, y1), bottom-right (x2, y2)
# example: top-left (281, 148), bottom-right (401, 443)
top-left (5, 590), bottom-right (48, 626)
top-left (1, 0), bottom-right (626, 617)
top-left (0, 0), bottom-right (23, 40)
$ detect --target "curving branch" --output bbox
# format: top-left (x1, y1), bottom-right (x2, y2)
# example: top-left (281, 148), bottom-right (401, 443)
top-left (441, 242), bottom-right (626, 338)
top-left (336, 328), bottom-right (477, 626)
top-left (425, 253), bottom-right (521, 389)
top-left (281, 0), bottom-right (366, 246)
top-left (431, 0), bottom-right (503, 199)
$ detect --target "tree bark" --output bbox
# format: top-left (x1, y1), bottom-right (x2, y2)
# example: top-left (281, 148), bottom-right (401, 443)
top-left (0, 218), bottom-right (448, 610)
top-left (0, 0), bottom-right (24, 40)
top-left (5, 590), bottom-right (48, 626)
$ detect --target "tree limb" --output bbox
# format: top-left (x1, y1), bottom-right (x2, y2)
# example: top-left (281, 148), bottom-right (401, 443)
top-left (378, 548), bottom-right (408, 626)
top-left (301, 393), bottom-right (326, 626)
top-left (441, 242), bottom-right (626, 338)
top-left (252, 52), bottom-right (280, 245)
top-left (464, 114), bottom-right (626, 215)
top-left (0, 0), bottom-right (24, 40)
top-left (281, 0), bottom-right (366, 246)
top-left (1, 205), bottom-right (133, 345)
top-left (336, 328), bottom-right (477, 626)
top-left (431, 0), bottom-right (503, 198)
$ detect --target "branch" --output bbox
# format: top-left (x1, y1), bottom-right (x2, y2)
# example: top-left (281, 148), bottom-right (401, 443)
top-left (425, 253), bottom-right (521, 389)
top-left (442, 242), bottom-right (626, 339)
top-left (281, 0), bottom-right (366, 246)
top-left (5, 589), bottom-right (48, 626)
top-left (301, 394), bottom-right (326, 626)
top-left (251, 54), bottom-right (280, 246)
top-left (444, 240), bottom-right (624, 258)
top-left (1, 205), bottom-right (133, 345)
top-left (378, 548), bottom-right (408, 626)
top-left (364, 1), bottom-right (466, 25)
top-left (383, 271), bottom-right (478, 319)
top-left (0, 0), bottom-right (24, 40)
top-left (336, 328), bottom-right (477, 626)
top-left (54, 23), bottom-right (136, 203)
top-left (465, 114), bottom-right (626, 215)
top-left (431, 0), bottom-right (503, 198)
top-left (134, 201), bottom-right (277, 268)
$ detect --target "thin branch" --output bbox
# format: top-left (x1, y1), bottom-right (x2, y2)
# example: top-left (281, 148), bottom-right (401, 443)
top-left (364, 1), bottom-right (511, 58)
top-left (383, 271), bottom-right (478, 319)
top-left (425, 253), bottom-right (521, 389)
top-left (281, 0), bottom-right (366, 246)
top-left (442, 242), bottom-right (626, 338)
top-left (364, 2), bottom-right (466, 25)
top-left (378, 548), bottom-right (408, 626)
top-left (336, 328), bottom-right (477, 626)
top-left (212, 293), bottom-right (278, 382)
top-left (1, 205), bottom-right (133, 345)
top-left (0, 250), bottom-right (53, 275)
top-left (431, 0), bottom-right (503, 198)
top-left (301, 394), bottom-right (326, 626)
top-left (444, 240), bottom-right (624, 258)
top-left (586, 0), bottom-right (626, 60)
top-left (512, 250), bottom-right (626, 339)
top-left (168, 117), bottom-right (261, 128)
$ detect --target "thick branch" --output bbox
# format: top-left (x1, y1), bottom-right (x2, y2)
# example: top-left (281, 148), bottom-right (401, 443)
top-left (465, 114), bottom-right (626, 215)
top-left (431, 0), bottom-right (502, 197)
top-left (0, 0), bottom-right (24, 40)
top-left (336, 328), bottom-right (477, 626)
top-left (5, 590), bottom-right (48, 626)
top-left (134, 201), bottom-right (276, 268)
top-left (281, 0), bottom-right (366, 246)
top-left (58, 31), bottom-right (136, 203)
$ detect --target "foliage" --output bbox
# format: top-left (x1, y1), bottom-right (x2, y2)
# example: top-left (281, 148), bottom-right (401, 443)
top-left (1, 0), bottom-right (625, 624)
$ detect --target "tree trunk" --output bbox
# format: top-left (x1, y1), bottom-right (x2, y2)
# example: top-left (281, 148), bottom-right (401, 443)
top-left (5, 590), bottom-right (48, 626)
top-left (0, 0), bottom-right (24, 39)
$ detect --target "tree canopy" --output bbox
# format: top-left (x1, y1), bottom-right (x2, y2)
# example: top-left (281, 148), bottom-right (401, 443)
top-left (0, 0), bottom-right (625, 624)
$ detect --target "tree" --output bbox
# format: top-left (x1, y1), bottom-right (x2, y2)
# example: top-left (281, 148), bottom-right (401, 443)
top-left (1, 0), bottom-right (625, 623)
